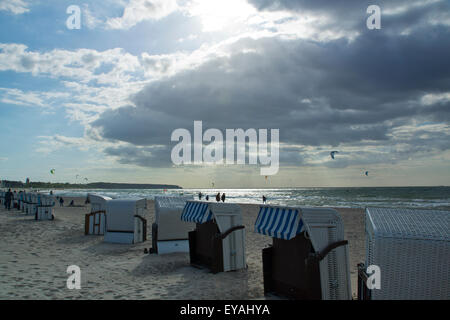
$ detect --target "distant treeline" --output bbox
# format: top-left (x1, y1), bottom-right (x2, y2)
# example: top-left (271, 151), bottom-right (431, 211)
top-left (0, 180), bottom-right (182, 190)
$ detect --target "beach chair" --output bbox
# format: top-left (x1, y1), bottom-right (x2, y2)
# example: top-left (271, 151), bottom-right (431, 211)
top-left (104, 198), bottom-right (148, 244)
top-left (254, 205), bottom-right (351, 300)
top-left (358, 207), bottom-right (450, 300)
top-left (28, 193), bottom-right (39, 216)
top-left (24, 192), bottom-right (32, 214)
top-left (151, 196), bottom-right (194, 254)
top-left (35, 194), bottom-right (55, 220)
top-left (22, 192), bottom-right (28, 213)
top-left (18, 192), bottom-right (24, 211)
top-left (84, 194), bottom-right (112, 235)
top-left (181, 201), bottom-right (246, 273)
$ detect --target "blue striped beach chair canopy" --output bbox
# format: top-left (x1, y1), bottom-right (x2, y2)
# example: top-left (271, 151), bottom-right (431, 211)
top-left (254, 205), bottom-right (305, 240)
top-left (181, 201), bottom-right (213, 224)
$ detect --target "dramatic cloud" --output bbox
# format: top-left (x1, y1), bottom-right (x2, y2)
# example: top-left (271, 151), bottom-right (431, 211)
top-left (2, 0), bottom-right (449, 184)
top-left (248, 0), bottom-right (450, 38)
top-left (92, 3), bottom-right (450, 170)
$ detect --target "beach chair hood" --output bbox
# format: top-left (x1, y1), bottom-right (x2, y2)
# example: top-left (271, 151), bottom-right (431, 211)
top-left (255, 206), bottom-right (343, 253)
top-left (254, 205), bottom-right (351, 300)
top-left (181, 201), bottom-right (242, 233)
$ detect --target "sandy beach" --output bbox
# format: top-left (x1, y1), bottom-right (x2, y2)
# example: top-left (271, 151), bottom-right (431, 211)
top-left (0, 197), bottom-right (364, 300)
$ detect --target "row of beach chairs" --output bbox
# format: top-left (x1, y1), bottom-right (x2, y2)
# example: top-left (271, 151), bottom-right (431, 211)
top-left (0, 191), bottom-right (55, 220)
top-left (84, 195), bottom-right (449, 300)
top-left (2, 191), bottom-right (447, 299)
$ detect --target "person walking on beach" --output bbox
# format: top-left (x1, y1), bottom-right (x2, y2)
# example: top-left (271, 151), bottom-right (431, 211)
top-left (198, 192), bottom-right (203, 200)
top-left (206, 195), bottom-right (209, 201)
top-left (221, 193), bottom-right (226, 202)
top-left (4, 189), bottom-right (13, 210)
top-left (262, 195), bottom-right (267, 204)
top-left (59, 197), bottom-right (64, 207)
top-left (216, 192), bottom-right (221, 202)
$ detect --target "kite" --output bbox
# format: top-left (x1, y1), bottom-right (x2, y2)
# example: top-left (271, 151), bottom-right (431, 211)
top-left (50, 169), bottom-right (55, 175)
top-left (330, 151), bottom-right (339, 160)
top-left (365, 171), bottom-right (369, 176)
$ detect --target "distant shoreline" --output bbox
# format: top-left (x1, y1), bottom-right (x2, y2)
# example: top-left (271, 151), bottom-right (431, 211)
top-left (0, 181), bottom-right (183, 190)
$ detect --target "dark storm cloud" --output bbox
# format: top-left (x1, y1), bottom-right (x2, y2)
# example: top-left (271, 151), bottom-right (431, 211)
top-left (91, 1), bottom-right (450, 169)
top-left (104, 144), bottom-right (172, 167)
top-left (248, 0), bottom-right (450, 28)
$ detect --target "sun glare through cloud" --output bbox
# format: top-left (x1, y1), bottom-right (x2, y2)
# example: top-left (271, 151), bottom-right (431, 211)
top-left (186, 0), bottom-right (257, 32)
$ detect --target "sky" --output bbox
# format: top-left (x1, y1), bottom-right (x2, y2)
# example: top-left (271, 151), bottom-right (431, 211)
top-left (0, 0), bottom-right (449, 188)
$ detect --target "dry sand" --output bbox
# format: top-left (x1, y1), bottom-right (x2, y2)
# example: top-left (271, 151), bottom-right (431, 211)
top-left (0, 197), bottom-right (364, 300)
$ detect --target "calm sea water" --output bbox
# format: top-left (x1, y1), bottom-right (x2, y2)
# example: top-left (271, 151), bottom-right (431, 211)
top-left (50, 187), bottom-right (450, 210)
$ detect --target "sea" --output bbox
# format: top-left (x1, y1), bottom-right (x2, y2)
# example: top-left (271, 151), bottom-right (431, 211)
top-left (49, 186), bottom-right (450, 210)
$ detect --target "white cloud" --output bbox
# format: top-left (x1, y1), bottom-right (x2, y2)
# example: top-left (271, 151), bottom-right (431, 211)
top-left (0, 88), bottom-right (70, 108)
top-left (421, 92), bottom-right (450, 106)
top-left (36, 134), bottom-right (98, 154)
top-left (0, 0), bottom-right (29, 15)
top-left (83, 4), bottom-right (102, 30)
top-left (0, 44), bottom-right (146, 85)
top-left (106, 0), bottom-right (178, 30)
top-left (0, 43), bottom-right (213, 85)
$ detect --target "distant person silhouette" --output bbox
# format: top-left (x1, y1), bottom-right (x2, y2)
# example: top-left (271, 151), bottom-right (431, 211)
top-left (216, 193), bottom-right (221, 202)
top-left (221, 193), bottom-right (226, 203)
top-left (198, 192), bottom-right (203, 200)
top-left (262, 195), bottom-right (267, 203)
top-left (59, 197), bottom-right (64, 207)
top-left (206, 195), bottom-right (209, 201)
top-left (5, 189), bottom-right (13, 210)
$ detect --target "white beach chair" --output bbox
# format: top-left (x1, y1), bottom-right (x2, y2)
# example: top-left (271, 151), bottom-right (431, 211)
top-left (358, 207), bottom-right (450, 300)
top-left (181, 201), bottom-right (246, 273)
top-left (254, 205), bottom-right (351, 300)
top-left (24, 192), bottom-right (32, 214)
top-left (18, 192), bottom-right (25, 211)
top-left (151, 196), bottom-right (194, 254)
top-left (35, 193), bottom-right (55, 220)
top-left (84, 194), bottom-right (112, 235)
top-left (104, 198), bottom-right (148, 244)
top-left (28, 193), bottom-right (39, 216)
